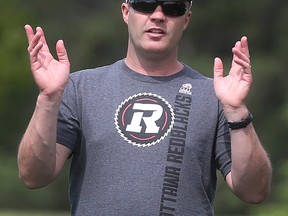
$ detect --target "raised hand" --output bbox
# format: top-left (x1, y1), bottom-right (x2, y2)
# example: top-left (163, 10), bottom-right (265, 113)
top-left (25, 25), bottom-right (70, 97)
top-left (213, 36), bottom-right (252, 114)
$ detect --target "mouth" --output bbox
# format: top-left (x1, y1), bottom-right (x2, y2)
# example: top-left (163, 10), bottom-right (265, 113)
top-left (146, 28), bottom-right (165, 35)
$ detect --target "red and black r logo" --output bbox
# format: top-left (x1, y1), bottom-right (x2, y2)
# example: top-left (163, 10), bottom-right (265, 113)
top-left (115, 93), bottom-right (175, 147)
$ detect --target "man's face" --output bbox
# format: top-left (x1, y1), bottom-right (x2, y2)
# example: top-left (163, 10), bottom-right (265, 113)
top-left (122, 0), bottom-right (192, 57)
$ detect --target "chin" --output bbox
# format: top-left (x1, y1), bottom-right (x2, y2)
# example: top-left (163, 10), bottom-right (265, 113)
top-left (145, 44), bottom-right (169, 53)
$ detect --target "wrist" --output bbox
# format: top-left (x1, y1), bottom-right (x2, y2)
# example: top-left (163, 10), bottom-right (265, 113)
top-left (37, 91), bottom-right (63, 108)
top-left (38, 90), bottom-right (64, 101)
top-left (227, 112), bottom-right (253, 130)
top-left (223, 105), bottom-right (249, 122)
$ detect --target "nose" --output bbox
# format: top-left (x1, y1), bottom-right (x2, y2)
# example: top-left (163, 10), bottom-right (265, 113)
top-left (150, 5), bottom-right (166, 20)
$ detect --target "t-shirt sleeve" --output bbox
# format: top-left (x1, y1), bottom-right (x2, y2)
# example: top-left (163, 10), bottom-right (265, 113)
top-left (214, 106), bottom-right (232, 179)
top-left (57, 77), bottom-right (81, 152)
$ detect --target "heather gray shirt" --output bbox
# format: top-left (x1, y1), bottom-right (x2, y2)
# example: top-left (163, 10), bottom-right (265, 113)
top-left (57, 60), bottom-right (231, 216)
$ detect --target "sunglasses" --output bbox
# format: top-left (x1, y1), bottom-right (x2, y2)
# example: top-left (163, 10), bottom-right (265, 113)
top-left (127, 0), bottom-right (193, 17)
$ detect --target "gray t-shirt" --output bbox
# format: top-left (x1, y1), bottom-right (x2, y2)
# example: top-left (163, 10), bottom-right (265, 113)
top-left (57, 60), bottom-right (231, 216)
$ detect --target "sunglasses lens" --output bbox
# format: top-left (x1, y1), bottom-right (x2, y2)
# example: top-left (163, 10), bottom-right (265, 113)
top-left (162, 2), bottom-right (187, 17)
top-left (130, 1), bottom-right (188, 17)
top-left (130, 2), bottom-right (158, 14)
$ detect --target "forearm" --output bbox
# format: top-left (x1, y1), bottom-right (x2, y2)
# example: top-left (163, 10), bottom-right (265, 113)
top-left (228, 123), bottom-right (272, 203)
top-left (18, 93), bottom-right (62, 188)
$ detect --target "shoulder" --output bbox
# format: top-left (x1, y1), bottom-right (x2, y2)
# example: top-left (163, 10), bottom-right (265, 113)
top-left (183, 64), bottom-right (214, 90)
top-left (183, 64), bottom-right (212, 80)
top-left (70, 59), bottom-right (125, 81)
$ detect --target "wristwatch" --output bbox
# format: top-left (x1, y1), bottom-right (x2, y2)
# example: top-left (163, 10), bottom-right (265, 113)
top-left (227, 112), bottom-right (253, 130)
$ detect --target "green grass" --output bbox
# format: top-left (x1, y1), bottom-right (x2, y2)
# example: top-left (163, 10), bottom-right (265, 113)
top-left (0, 211), bottom-right (69, 216)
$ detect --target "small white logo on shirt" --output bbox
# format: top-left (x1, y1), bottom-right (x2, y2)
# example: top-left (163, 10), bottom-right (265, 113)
top-left (179, 83), bottom-right (192, 95)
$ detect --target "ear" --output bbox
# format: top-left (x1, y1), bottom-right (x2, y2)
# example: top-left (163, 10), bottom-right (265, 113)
top-left (183, 11), bottom-right (192, 31)
top-left (121, 3), bottom-right (130, 24)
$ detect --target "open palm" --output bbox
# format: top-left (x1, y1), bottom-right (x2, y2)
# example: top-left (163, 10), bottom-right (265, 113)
top-left (25, 25), bottom-right (70, 96)
top-left (213, 36), bottom-right (252, 109)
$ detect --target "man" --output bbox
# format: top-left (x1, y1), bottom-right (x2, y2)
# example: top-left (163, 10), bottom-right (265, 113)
top-left (18, 0), bottom-right (272, 215)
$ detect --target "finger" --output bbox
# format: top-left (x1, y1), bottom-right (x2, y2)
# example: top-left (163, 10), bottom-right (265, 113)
top-left (240, 36), bottom-right (250, 59)
top-left (28, 28), bottom-right (51, 55)
top-left (231, 41), bottom-right (241, 67)
top-left (36, 26), bottom-right (48, 46)
top-left (24, 24), bottom-right (35, 44)
top-left (27, 31), bottom-right (42, 54)
top-left (28, 42), bottom-right (44, 67)
top-left (233, 47), bottom-right (251, 69)
top-left (30, 42), bottom-right (44, 57)
top-left (213, 57), bottom-right (224, 79)
top-left (35, 27), bottom-right (51, 53)
top-left (233, 57), bottom-right (251, 71)
top-left (56, 40), bottom-right (70, 67)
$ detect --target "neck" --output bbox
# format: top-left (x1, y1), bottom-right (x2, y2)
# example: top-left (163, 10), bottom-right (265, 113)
top-left (125, 49), bottom-right (184, 77)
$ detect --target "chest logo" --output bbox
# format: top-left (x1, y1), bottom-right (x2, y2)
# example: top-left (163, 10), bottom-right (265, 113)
top-left (115, 93), bottom-right (175, 147)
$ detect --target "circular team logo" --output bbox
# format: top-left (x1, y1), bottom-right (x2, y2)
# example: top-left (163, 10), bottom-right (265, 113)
top-left (115, 93), bottom-right (175, 147)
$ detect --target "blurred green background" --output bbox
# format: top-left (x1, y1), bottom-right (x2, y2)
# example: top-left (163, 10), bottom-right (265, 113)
top-left (1, 0), bottom-right (288, 215)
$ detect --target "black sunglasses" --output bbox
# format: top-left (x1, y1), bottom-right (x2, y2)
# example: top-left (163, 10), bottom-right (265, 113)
top-left (127, 0), bottom-right (192, 17)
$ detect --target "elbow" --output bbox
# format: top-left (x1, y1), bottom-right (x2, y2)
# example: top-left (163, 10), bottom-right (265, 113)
top-left (237, 186), bottom-right (271, 204)
top-left (242, 174), bottom-right (272, 203)
top-left (18, 171), bottom-right (52, 189)
top-left (17, 158), bottom-right (56, 189)
top-left (243, 192), bottom-right (269, 204)
top-left (19, 176), bottom-right (50, 189)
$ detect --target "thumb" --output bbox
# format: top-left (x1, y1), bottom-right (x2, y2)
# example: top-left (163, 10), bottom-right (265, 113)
top-left (213, 57), bottom-right (224, 79)
top-left (56, 40), bottom-right (70, 66)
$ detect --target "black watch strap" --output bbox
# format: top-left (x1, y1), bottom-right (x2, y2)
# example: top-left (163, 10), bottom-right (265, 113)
top-left (227, 112), bottom-right (253, 130)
